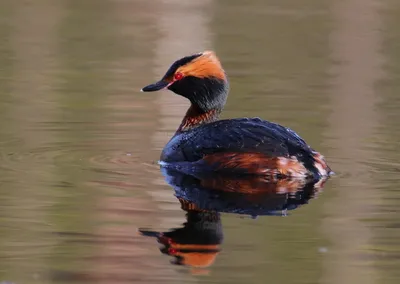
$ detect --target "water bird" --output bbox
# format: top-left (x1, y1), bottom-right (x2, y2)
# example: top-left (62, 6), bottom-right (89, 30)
top-left (141, 51), bottom-right (332, 180)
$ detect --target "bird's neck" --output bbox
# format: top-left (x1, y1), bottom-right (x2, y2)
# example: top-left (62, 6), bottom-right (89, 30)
top-left (177, 104), bottom-right (221, 132)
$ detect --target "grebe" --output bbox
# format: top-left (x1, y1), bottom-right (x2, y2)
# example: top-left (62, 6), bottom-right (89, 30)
top-left (141, 51), bottom-right (332, 180)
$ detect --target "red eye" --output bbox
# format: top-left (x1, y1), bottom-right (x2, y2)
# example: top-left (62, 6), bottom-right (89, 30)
top-left (174, 72), bottom-right (183, 81)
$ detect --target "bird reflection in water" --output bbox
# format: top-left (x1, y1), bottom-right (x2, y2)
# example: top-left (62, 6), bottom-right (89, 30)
top-left (139, 168), bottom-right (329, 273)
top-left (140, 208), bottom-right (222, 273)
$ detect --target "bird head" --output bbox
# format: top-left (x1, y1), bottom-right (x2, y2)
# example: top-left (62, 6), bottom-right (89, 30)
top-left (141, 51), bottom-right (229, 112)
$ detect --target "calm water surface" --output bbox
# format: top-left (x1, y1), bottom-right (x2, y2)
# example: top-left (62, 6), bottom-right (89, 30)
top-left (0, 0), bottom-right (399, 283)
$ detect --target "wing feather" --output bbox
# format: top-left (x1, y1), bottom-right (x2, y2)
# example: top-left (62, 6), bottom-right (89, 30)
top-left (162, 118), bottom-right (314, 165)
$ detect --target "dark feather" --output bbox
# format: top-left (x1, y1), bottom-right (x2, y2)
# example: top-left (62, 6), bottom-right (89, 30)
top-left (161, 117), bottom-right (318, 173)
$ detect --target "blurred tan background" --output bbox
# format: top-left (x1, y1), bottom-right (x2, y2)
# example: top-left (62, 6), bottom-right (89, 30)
top-left (0, 0), bottom-right (399, 283)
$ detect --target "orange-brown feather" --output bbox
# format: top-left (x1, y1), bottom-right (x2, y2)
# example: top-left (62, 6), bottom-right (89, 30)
top-left (202, 152), bottom-right (308, 177)
top-left (158, 235), bottom-right (220, 268)
top-left (200, 175), bottom-right (277, 194)
top-left (178, 105), bottom-right (219, 131)
top-left (177, 51), bottom-right (226, 80)
top-left (167, 243), bottom-right (220, 251)
top-left (276, 156), bottom-right (308, 178)
top-left (202, 152), bottom-right (277, 174)
top-left (199, 175), bottom-right (306, 194)
top-left (178, 198), bottom-right (203, 212)
top-left (170, 251), bottom-right (219, 268)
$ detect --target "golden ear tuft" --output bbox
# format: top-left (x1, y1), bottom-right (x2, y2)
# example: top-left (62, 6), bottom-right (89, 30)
top-left (177, 51), bottom-right (226, 80)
